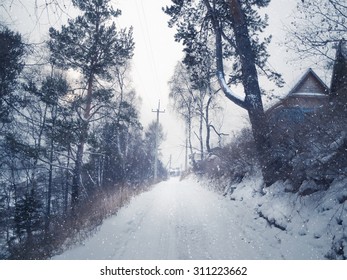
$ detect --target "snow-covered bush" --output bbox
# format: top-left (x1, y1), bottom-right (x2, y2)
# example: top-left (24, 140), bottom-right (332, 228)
top-left (200, 128), bottom-right (259, 185)
top-left (270, 104), bottom-right (346, 191)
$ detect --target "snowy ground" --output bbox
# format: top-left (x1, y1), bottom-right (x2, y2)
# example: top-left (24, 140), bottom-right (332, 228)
top-left (53, 175), bottom-right (346, 260)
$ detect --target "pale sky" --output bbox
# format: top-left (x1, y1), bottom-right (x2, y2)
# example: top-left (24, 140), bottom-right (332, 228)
top-left (0, 0), bottom-right (328, 169)
top-left (116, 0), bottom-right (186, 168)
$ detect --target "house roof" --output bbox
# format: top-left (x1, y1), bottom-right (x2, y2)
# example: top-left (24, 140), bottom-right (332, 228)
top-left (288, 68), bottom-right (329, 96)
top-left (266, 68), bottom-right (329, 116)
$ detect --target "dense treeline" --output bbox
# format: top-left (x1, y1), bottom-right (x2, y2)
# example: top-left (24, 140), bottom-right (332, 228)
top-left (0, 0), bottom-right (166, 259)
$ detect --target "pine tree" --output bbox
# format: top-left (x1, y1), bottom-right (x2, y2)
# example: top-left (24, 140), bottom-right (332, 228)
top-left (0, 26), bottom-right (25, 124)
top-left (14, 189), bottom-right (43, 244)
top-left (48, 0), bottom-right (134, 208)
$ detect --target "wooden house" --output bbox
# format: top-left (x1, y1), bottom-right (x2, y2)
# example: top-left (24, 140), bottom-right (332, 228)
top-left (266, 68), bottom-right (330, 126)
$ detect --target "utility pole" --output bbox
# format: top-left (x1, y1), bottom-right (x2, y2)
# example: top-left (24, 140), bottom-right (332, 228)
top-left (169, 154), bottom-right (172, 171)
top-left (185, 124), bottom-right (188, 172)
top-left (152, 100), bottom-right (165, 180)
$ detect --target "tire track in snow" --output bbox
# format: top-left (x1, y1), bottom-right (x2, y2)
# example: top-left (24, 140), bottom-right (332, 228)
top-left (53, 177), bottom-right (266, 259)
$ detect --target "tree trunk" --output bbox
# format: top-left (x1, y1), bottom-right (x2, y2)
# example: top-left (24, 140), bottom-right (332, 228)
top-left (45, 136), bottom-right (54, 234)
top-left (71, 74), bottom-right (94, 209)
top-left (205, 95), bottom-right (213, 153)
top-left (116, 71), bottom-right (125, 182)
top-left (64, 147), bottom-right (71, 215)
top-left (187, 112), bottom-right (197, 169)
top-left (227, 0), bottom-right (276, 186)
top-left (199, 105), bottom-right (204, 161)
top-left (45, 106), bottom-right (57, 234)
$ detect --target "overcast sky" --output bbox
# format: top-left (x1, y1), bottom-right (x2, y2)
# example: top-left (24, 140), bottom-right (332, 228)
top-left (0, 0), bottom-right (329, 168)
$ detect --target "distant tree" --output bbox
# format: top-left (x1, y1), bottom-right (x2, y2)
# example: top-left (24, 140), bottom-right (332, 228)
top-left (0, 26), bottom-right (25, 125)
top-left (164, 0), bottom-right (284, 185)
top-left (84, 61), bottom-right (141, 189)
top-left (48, 0), bottom-right (134, 208)
top-left (179, 25), bottom-right (219, 157)
top-left (111, 63), bottom-right (140, 184)
top-left (169, 61), bottom-right (221, 166)
top-left (0, 0), bottom-right (74, 30)
top-left (86, 96), bottom-right (142, 189)
top-left (144, 121), bottom-right (166, 180)
top-left (168, 62), bottom-right (197, 166)
top-left (287, 0), bottom-right (347, 68)
top-left (124, 129), bottom-right (151, 182)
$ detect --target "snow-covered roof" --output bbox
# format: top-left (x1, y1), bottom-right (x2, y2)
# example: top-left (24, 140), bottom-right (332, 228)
top-left (266, 68), bottom-right (330, 115)
top-left (290, 92), bottom-right (328, 98)
top-left (288, 68), bottom-right (329, 96)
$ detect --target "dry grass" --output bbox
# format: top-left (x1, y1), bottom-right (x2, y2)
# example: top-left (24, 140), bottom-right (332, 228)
top-left (8, 182), bottom-right (152, 259)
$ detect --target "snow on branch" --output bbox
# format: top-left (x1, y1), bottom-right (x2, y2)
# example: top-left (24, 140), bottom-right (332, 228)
top-left (216, 70), bottom-right (247, 110)
top-left (202, 0), bottom-right (247, 110)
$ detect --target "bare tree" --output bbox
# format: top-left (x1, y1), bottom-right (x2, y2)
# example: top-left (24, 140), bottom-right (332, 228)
top-left (168, 62), bottom-right (197, 166)
top-left (287, 0), bottom-right (347, 68)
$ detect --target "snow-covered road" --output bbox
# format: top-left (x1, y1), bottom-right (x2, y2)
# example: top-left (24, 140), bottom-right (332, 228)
top-left (53, 176), bottom-right (334, 259)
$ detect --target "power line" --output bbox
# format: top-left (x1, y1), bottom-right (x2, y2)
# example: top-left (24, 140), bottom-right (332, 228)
top-left (135, 0), bottom-right (162, 99)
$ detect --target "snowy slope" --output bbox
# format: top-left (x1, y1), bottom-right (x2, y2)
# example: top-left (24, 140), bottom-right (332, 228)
top-left (216, 174), bottom-right (347, 260)
top-left (52, 176), bottom-right (346, 260)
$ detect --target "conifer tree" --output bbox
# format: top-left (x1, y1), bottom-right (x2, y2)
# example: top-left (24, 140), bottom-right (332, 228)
top-left (48, 0), bottom-right (134, 208)
top-left (0, 26), bottom-right (25, 124)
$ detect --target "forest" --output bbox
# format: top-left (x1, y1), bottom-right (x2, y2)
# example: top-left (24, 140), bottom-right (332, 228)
top-left (0, 0), bottom-right (167, 259)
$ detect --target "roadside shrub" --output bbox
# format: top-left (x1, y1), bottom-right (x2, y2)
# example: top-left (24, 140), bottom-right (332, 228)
top-left (270, 105), bottom-right (347, 191)
top-left (200, 128), bottom-right (258, 184)
top-left (6, 182), bottom-right (151, 259)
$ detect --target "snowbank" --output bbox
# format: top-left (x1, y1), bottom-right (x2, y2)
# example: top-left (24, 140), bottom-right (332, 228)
top-left (218, 174), bottom-right (347, 259)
